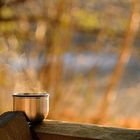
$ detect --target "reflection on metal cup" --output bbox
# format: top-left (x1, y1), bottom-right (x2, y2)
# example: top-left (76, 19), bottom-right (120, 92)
top-left (13, 93), bottom-right (49, 122)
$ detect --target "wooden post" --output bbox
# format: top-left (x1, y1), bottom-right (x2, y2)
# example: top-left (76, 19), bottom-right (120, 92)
top-left (0, 112), bottom-right (32, 140)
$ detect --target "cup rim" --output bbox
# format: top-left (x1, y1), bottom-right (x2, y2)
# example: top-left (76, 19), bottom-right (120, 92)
top-left (13, 93), bottom-right (49, 97)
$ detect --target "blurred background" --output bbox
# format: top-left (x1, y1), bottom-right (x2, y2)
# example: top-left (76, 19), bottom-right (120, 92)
top-left (0, 0), bottom-right (140, 128)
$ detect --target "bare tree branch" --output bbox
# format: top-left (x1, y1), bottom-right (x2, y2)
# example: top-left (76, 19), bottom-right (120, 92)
top-left (93, 0), bottom-right (140, 123)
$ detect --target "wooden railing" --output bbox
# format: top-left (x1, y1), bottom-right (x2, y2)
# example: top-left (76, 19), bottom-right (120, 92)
top-left (0, 112), bottom-right (140, 140)
top-left (34, 120), bottom-right (140, 140)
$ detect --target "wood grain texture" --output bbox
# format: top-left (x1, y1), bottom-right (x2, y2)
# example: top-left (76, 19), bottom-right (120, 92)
top-left (0, 111), bottom-right (32, 140)
top-left (34, 120), bottom-right (140, 140)
top-left (36, 133), bottom-right (96, 140)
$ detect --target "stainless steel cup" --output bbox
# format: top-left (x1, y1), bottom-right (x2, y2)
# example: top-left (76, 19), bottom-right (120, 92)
top-left (13, 93), bottom-right (49, 122)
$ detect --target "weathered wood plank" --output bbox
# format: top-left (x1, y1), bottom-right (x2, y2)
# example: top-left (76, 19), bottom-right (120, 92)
top-left (36, 133), bottom-right (96, 140)
top-left (34, 120), bottom-right (140, 140)
top-left (0, 111), bottom-right (32, 140)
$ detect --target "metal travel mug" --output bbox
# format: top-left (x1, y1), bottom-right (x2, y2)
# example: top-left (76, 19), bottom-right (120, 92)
top-left (13, 93), bottom-right (49, 122)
